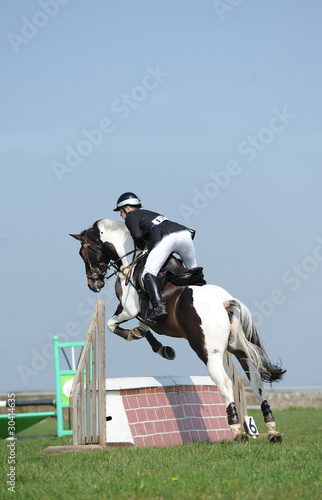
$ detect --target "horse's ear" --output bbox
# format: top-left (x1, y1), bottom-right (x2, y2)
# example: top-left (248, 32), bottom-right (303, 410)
top-left (70, 234), bottom-right (83, 241)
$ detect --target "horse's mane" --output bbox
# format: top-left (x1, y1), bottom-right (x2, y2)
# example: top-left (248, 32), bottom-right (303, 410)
top-left (80, 219), bottom-right (129, 237)
top-left (97, 218), bottom-right (130, 235)
top-left (80, 222), bottom-right (99, 240)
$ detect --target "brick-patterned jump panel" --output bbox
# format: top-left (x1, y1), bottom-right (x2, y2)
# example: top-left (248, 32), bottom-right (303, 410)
top-left (105, 376), bottom-right (233, 447)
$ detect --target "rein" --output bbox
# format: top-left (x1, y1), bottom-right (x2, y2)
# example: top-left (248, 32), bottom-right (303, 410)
top-left (124, 250), bottom-right (147, 286)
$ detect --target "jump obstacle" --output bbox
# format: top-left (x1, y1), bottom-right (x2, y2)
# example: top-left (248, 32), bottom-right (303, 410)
top-left (69, 300), bottom-right (106, 448)
top-left (1, 300), bottom-right (248, 448)
top-left (67, 300), bottom-right (248, 449)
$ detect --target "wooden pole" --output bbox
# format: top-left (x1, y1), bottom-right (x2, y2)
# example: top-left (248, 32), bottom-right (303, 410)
top-left (85, 347), bottom-right (91, 443)
top-left (91, 324), bottom-right (97, 444)
top-left (97, 300), bottom-right (106, 448)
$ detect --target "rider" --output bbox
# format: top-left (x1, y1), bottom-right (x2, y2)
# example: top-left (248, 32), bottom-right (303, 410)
top-left (113, 192), bottom-right (197, 323)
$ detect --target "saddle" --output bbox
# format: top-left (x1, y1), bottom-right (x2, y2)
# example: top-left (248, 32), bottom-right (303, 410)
top-left (137, 254), bottom-right (206, 294)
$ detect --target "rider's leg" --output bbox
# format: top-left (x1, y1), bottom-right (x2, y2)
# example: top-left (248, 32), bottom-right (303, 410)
top-left (143, 273), bottom-right (167, 321)
top-left (143, 230), bottom-right (197, 277)
top-left (173, 230), bottom-right (197, 269)
top-left (142, 237), bottom-right (173, 321)
top-left (142, 230), bottom-right (197, 321)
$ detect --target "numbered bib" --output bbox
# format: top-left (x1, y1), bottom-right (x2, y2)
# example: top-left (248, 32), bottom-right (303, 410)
top-left (151, 215), bottom-right (168, 225)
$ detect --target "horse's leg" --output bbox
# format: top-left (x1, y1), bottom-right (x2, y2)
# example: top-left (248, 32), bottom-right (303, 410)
top-left (180, 286), bottom-right (247, 442)
top-left (227, 311), bottom-right (282, 443)
top-left (206, 350), bottom-right (248, 442)
top-left (230, 347), bottom-right (282, 443)
top-left (138, 322), bottom-right (176, 360)
top-left (107, 302), bottom-right (176, 360)
top-left (108, 305), bottom-right (149, 342)
top-left (246, 360), bottom-right (282, 443)
top-left (107, 281), bottom-right (143, 339)
top-left (107, 302), bottom-right (137, 339)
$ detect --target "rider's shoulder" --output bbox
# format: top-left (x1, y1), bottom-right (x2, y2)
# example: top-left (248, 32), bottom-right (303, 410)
top-left (130, 208), bottom-right (158, 219)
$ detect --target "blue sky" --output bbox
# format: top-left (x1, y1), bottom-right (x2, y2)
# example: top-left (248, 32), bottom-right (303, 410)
top-left (1, 1), bottom-right (321, 394)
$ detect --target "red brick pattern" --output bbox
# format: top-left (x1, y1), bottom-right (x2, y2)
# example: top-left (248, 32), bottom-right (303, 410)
top-left (121, 384), bottom-right (233, 447)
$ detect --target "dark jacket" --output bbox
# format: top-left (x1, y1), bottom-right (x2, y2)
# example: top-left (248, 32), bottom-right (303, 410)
top-left (125, 209), bottom-right (192, 251)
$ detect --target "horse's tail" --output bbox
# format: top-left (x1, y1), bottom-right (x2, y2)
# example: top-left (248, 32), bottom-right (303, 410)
top-left (225, 299), bottom-right (286, 383)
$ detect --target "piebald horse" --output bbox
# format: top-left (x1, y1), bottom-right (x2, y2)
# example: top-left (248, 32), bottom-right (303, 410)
top-left (71, 218), bottom-right (286, 442)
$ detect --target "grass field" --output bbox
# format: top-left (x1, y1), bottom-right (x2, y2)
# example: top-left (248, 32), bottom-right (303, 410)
top-left (1, 407), bottom-right (321, 499)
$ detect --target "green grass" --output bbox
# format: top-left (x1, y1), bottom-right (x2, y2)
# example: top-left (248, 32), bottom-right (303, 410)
top-left (0, 408), bottom-right (321, 499)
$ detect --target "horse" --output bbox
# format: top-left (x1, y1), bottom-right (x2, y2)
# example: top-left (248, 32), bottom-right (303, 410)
top-left (70, 218), bottom-right (286, 443)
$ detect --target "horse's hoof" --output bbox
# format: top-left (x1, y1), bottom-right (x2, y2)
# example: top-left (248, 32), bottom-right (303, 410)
top-left (157, 346), bottom-right (176, 360)
top-left (234, 432), bottom-right (248, 445)
top-left (128, 327), bottom-right (146, 341)
top-left (268, 432), bottom-right (282, 444)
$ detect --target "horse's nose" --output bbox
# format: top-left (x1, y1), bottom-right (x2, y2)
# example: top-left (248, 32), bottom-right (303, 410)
top-left (87, 279), bottom-right (100, 293)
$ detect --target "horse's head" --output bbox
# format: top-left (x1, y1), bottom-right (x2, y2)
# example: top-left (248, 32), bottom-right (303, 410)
top-left (70, 222), bottom-right (119, 293)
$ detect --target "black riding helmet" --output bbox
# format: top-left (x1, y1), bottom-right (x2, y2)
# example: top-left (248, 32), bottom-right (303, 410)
top-left (113, 192), bottom-right (142, 211)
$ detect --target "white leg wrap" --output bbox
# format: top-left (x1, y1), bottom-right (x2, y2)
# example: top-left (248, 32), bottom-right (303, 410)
top-left (266, 421), bottom-right (277, 432)
top-left (230, 423), bottom-right (242, 438)
top-left (265, 419), bottom-right (282, 443)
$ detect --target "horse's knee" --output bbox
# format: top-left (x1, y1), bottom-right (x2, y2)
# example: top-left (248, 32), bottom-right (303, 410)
top-left (107, 318), bottom-right (116, 333)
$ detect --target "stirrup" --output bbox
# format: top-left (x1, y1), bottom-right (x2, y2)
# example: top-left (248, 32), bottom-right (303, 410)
top-left (145, 303), bottom-right (167, 324)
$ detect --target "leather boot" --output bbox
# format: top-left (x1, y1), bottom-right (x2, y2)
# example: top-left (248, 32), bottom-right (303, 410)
top-left (143, 273), bottom-right (167, 322)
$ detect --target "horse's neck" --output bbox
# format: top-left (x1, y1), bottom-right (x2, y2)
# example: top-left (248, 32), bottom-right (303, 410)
top-left (119, 233), bottom-right (135, 266)
top-left (98, 220), bottom-right (135, 267)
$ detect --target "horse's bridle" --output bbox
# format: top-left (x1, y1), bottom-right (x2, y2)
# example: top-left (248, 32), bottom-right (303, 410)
top-left (82, 235), bottom-right (109, 280)
top-left (82, 234), bottom-right (138, 282)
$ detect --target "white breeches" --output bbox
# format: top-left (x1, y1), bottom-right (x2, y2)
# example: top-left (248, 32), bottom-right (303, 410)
top-left (142, 230), bottom-right (197, 278)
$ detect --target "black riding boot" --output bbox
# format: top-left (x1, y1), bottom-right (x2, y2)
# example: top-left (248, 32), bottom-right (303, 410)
top-left (143, 273), bottom-right (167, 322)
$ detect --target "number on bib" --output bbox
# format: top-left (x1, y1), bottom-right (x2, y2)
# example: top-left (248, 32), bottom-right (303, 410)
top-left (151, 215), bottom-right (168, 225)
top-left (244, 415), bottom-right (259, 437)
